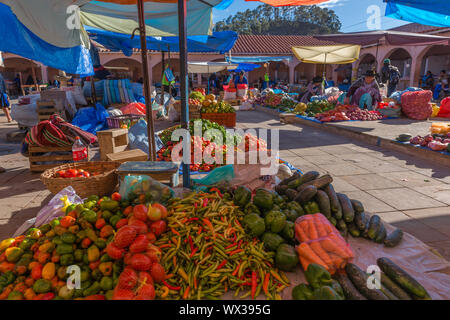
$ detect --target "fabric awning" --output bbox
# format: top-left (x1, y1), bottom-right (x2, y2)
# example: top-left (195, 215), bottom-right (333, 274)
top-left (87, 28), bottom-right (238, 55)
top-left (226, 56), bottom-right (292, 64)
top-left (244, 0), bottom-right (328, 6)
top-left (314, 30), bottom-right (450, 46)
top-left (384, 0), bottom-right (450, 27)
top-left (187, 62), bottom-right (237, 74)
top-left (292, 45), bottom-right (361, 64)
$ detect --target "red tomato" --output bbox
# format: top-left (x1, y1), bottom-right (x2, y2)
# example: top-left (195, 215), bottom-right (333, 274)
top-left (147, 206), bottom-right (162, 222)
top-left (76, 173), bottom-right (84, 178)
top-left (151, 203), bottom-right (167, 219)
top-left (150, 220), bottom-right (166, 237)
top-left (133, 204), bottom-right (148, 221)
top-left (82, 171), bottom-right (91, 178)
top-left (67, 169), bottom-right (78, 176)
top-left (56, 170), bottom-right (66, 178)
top-left (146, 232), bottom-right (156, 243)
top-left (150, 263), bottom-right (166, 283)
top-left (111, 192), bottom-right (122, 202)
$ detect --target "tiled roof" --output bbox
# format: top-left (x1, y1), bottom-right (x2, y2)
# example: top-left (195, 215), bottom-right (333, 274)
top-left (231, 35), bottom-right (337, 54)
top-left (389, 23), bottom-right (448, 34)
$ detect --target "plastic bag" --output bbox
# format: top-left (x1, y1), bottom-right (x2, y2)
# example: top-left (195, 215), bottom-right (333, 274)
top-left (239, 101), bottom-right (254, 111)
top-left (401, 90), bottom-right (432, 120)
top-left (295, 213), bottom-right (354, 275)
top-left (224, 90), bottom-right (236, 100)
top-left (107, 107), bottom-right (123, 117)
top-left (168, 103), bottom-right (180, 122)
top-left (121, 102), bottom-right (146, 115)
top-left (119, 175), bottom-right (174, 204)
top-left (437, 97), bottom-right (450, 118)
top-left (13, 186), bottom-right (83, 237)
top-left (128, 119), bottom-right (164, 154)
top-left (191, 165), bottom-right (235, 191)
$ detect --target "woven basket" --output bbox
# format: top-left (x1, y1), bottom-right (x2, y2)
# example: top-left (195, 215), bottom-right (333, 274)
top-left (174, 101), bottom-right (201, 115)
top-left (201, 112), bottom-right (236, 127)
top-left (107, 114), bottom-right (143, 129)
top-left (41, 161), bottom-right (121, 198)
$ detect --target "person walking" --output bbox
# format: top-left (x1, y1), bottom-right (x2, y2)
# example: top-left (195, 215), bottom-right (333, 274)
top-left (0, 73), bottom-right (12, 123)
top-left (380, 59), bottom-right (401, 98)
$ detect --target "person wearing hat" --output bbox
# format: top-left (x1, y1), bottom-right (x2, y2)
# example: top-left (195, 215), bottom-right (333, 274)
top-left (344, 70), bottom-right (382, 110)
top-left (381, 58), bottom-right (401, 97)
top-left (300, 76), bottom-right (324, 103)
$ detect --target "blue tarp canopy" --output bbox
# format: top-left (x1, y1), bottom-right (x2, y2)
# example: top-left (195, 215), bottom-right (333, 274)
top-left (0, 3), bottom-right (93, 76)
top-left (234, 63), bottom-right (261, 72)
top-left (385, 0), bottom-right (450, 27)
top-left (226, 56), bottom-right (292, 63)
top-left (87, 27), bottom-right (238, 55)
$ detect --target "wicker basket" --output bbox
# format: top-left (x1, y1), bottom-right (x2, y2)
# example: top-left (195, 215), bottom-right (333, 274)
top-left (201, 112), bottom-right (236, 127)
top-left (41, 161), bottom-right (121, 198)
top-left (174, 101), bottom-right (201, 114)
top-left (107, 114), bottom-right (143, 129)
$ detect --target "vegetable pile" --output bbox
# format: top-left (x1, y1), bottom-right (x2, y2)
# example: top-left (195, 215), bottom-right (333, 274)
top-left (275, 171), bottom-right (403, 248)
top-left (315, 105), bottom-right (383, 122)
top-left (154, 191), bottom-right (290, 300)
top-left (0, 192), bottom-right (170, 300)
top-left (408, 133), bottom-right (450, 152)
top-left (54, 169), bottom-right (97, 179)
top-left (201, 95), bottom-right (235, 114)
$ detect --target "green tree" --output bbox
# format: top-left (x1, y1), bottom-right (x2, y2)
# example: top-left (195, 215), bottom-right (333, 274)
top-left (214, 4), bottom-right (341, 35)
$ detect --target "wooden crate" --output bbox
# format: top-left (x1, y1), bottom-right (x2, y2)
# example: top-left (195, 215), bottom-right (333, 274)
top-left (97, 128), bottom-right (129, 161)
top-left (106, 149), bottom-right (148, 163)
top-left (201, 112), bottom-right (236, 127)
top-left (37, 101), bottom-right (58, 122)
top-left (29, 145), bottom-right (84, 172)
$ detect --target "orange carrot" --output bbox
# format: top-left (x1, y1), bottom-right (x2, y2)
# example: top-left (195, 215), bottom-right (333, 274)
top-left (295, 224), bottom-right (309, 242)
top-left (308, 218), bottom-right (318, 239)
top-left (329, 252), bottom-right (345, 270)
top-left (298, 254), bottom-right (313, 271)
top-left (321, 238), bottom-right (350, 259)
top-left (309, 241), bottom-right (333, 267)
top-left (297, 243), bottom-right (328, 270)
top-left (313, 215), bottom-right (328, 238)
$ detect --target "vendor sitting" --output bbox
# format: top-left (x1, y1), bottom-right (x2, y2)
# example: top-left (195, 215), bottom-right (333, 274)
top-left (344, 70), bottom-right (381, 110)
top-left (300, 76), bottom-right (324, 104)
top-left (234, 71), bottom-right (248, 87)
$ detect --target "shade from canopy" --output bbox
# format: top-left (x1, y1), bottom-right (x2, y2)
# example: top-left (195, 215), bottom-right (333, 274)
top-left (187, 62), bottom-right (238, 74)
top-left (87, 28), bottom-right (238, 55)
top-left (314, 30), bottom-right (450, 47)
top-left (292, 45), bottom-right (361, 65)
top-left (385, 0), bottom-right (450, 27)
top-left (226, 56), bottom-right (292, 64)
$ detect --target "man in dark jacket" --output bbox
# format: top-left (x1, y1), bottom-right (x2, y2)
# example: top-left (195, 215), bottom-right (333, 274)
top-left (381, 58), bottom-right (401, 97)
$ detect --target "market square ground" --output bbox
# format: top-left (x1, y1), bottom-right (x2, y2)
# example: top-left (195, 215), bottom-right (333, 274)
top-left (0, 110), bottom-right (449, 261)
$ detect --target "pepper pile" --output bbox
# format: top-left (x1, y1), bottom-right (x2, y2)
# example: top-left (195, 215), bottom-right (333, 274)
top-left (0, 192), bottom-right (170, 300)
top-left (154, 191), bottom-right (290, 300)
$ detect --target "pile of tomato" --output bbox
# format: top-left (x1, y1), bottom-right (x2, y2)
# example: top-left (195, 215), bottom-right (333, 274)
top-left (55, 169), bottom-right (100, 179)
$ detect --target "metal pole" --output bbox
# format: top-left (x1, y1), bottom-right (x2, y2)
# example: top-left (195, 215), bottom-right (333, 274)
top-left (178, 0), bottom-right (190, 187)
top-left (137, 0), bottom-right (156, 160)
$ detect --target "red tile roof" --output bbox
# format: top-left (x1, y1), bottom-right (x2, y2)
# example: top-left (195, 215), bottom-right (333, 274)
top-left (231, 35), bottom-right (337, 55)
top-left (389, 23), bottom-right (447, 34)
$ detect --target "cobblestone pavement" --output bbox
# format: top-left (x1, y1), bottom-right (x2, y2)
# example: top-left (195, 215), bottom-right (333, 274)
top-left (0, 111), bottom-right (449, 260)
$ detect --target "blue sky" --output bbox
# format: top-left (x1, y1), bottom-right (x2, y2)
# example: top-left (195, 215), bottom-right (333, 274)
top-left (213, 0), bottom-right (408, 32)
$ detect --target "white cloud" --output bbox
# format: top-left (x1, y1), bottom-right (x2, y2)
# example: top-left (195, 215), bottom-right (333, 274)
top-left (318, 0), bottom-right (348, 9)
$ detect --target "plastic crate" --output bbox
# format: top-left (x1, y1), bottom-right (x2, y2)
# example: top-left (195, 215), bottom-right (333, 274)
top-left (107, 114), bottom-right (143, 129)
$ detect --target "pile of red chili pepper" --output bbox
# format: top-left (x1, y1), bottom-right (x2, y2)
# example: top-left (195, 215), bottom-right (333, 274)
top-left (153, 191), bottom-right (290, 300)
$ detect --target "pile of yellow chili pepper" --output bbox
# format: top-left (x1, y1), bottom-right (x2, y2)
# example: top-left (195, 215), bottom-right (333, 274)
top-left (153, 191), bottom-right (290, 300)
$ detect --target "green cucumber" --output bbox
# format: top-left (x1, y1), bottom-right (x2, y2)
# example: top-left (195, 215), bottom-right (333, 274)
top-left (380, 272), bottom-right (412, 300)
top-left (348, 223), bottom-right (361, 237)
top-left (334, 273), bottom-right (367, 300)
top-left (336, 219), bottom-right (347, 232)
top-left (287, 171), bottom-right (319, 189)
top-left (374, 223), bottom-right (387, 243)
top-left (324, 184), bottom-right (342, 220)
top-left (315, 190), bottom-right (331, 219)
top-left (279, 172), bottom-right (301, 186)
top-left (294, 185), bottom-right (317, 205)
top-left (298, 174), bottom-right (333, 190)
top-left (337, 193), bottom-right (355, 223)
top-left (384, 229), bottom-right (403, 248)
top-left (376, 257), bottom-right (431, 300)
top-left (329, 217), bottom-right (337, 226)
top-left (345, 263), bottom-right (389, 300)
top-left (367, 215), bottom-right (382, 240)
top-left (354, 211), bottom-right (366, 231)
top-left (350, 199), bottom-right (364, 214)
top-left (285, 189), bottom-right (298, 201)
